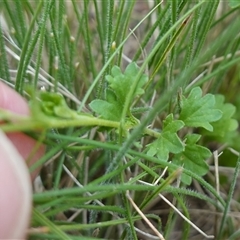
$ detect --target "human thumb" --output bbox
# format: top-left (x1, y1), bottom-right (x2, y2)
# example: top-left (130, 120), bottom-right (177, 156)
top-left (0, 130), bottom-right (32, 239)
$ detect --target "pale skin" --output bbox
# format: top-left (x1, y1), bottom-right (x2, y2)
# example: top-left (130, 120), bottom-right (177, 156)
top-left (0, 82), bottom-right (45, 239)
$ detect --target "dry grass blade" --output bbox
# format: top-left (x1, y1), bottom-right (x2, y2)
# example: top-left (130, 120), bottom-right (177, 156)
top-left (126, 190), bottom-right (165, 240)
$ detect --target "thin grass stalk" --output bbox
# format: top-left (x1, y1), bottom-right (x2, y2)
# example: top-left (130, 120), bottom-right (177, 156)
top-left (3, 0), bottom-right (22, 45)
top-left (54, 216), bottom-right (142, 231)
top-left (149, 1), bottom-right (187, 69)
top-left (229, 229), bottom-right (240, 240)
top-left (122, 193), bottom-right (138, 240)
top-left (183, 6), bottom-right (201, 69)
top-left (116, 0), bottom-right (135, 66)
top-left (0, 26), bottom-right (10, 82)
top-left (33, 1), bottom-right (53, 90)
top-left (139, 169), bottom-right (182, 211)
top-left (104, 0), bottom-right (114, 66)
top-left (180, 16), bottom-right (240, 90)
top-left (35, 197), bottom-right (64, 211)
top-left (211, 33), bottom-right (240, 92)
top-left (33, 208), bottom-right (71, 240)
top-left (48, 200), bottom-right (126, 214)
top-left (110, 1), bottom-right (126, 67)
top-left (71, 0), bottom-right (84, 43)
top-left (170, 0), bottom-right (177, 56)
top-left (29, 139), bottom-right (68, 174)
top-left (194, 1), bottom-right (220, 58)
top-left (167, 0), bottom-right (178, 87)
top-left (49, 8), bottom-right (71, 89)
top-left (29, 234), bottom-right (102, 240)
top-left (217, 154), bottom-right (240, 239)
top-left (46, 3), bottom-right (56, 87)
top-left (149, 15), bottom-right (190, 85)
top-left (137, 161), bottom-right (160, 179)
top-left (57, 0), bottom-right (64, 45)
top-left (83, 0), bottom-right (97, 79)
top-left (33, 184), bottom-right (157, 201)
top-left (93, 0), bottom-right (105, 59)
top-left (15, 1), bottom-right (26, 41)
top-left (53, 152), bottom-right (65, 189)
top-left (68, 34), bottom-right (76, 80)
top-left (211, 7), bottom-right (238, 28)
top-left (23, 0), bottom-right (34, 15)
top-left (193, 56), bottom-right (240, 89)
top-left (133, 2), bottom-right (168, 61)
top-left (40, 129), bottom-right (226, 208)
top-left (163, 201), bottom-right (176, 239)
top-left (112, 1), bottom-right (125, 43)
top-left (176, 194), bottom-right (190, 240)
top-left (15, 1), bottom-right (43, 93)
top-left (70, 0), bottom-right (88, 87)
top-left (43, 203), bottom-right (125, 218)
top-left (96, 0), bottom-right (114, 99)
top-left (166, 186), bottom-right (222, 210)
top-left (133, 3), bottom-right (168, 62)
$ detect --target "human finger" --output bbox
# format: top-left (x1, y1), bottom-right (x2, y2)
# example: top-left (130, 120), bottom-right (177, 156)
top-left (0, 82), bottom-right (45, 179)
top-left (0, 130), bottom-right (32, 239)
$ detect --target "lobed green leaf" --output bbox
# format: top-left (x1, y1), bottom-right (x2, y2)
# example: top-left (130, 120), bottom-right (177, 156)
top-left (106, 62), bottom-right (147, 105)
top-left (90, 62), bottom-right (148, 122)
top-left (203, 94), bottom-right (238, 137)
top-left (179, 87), bottom-right (222, 131)
top-left (147, 114), bottom-right (185, 161)
top-left (89, 99), bottom-right (121, 121)
top-left (173, 134), bottom-right (211, 185)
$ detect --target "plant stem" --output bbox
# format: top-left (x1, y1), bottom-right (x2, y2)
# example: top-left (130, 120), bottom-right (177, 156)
top-left (0, 110), bottom-right (162, 139)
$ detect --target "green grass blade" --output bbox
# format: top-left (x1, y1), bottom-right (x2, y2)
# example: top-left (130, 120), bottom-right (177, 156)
top-left (218, 154), bottom-right (240, 239)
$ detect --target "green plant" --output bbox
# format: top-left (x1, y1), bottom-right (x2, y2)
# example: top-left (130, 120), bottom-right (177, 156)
top-left (1, 64), bottom-right (236, 186)
top-left (1, 1), bottom-right (240, 239)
